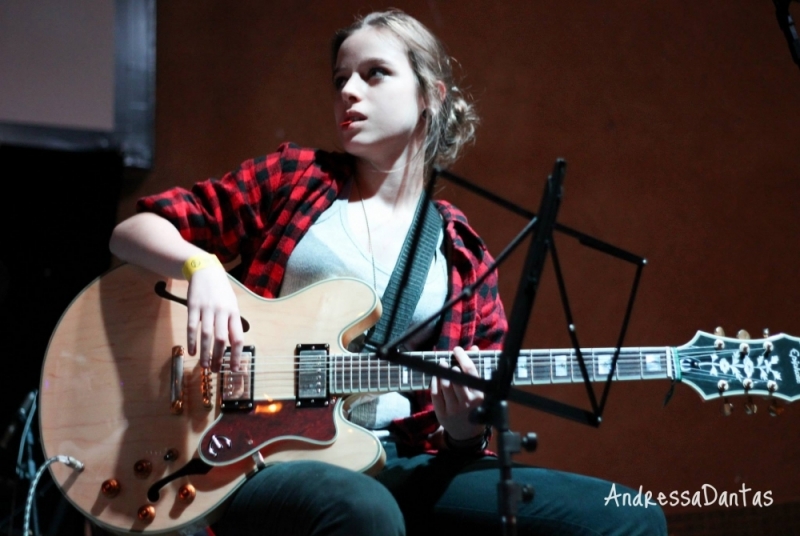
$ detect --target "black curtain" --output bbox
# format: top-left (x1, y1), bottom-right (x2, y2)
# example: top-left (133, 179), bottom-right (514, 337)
top-left (0, 144), bottom-right (123, 535)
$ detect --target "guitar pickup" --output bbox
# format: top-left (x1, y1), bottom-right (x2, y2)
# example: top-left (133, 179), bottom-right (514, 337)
top-left (220, 346), bottom-right (255, 411)
top-left (296, 344), bottom-right (329, 408)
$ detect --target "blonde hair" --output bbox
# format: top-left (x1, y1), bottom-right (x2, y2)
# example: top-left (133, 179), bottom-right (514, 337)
top-left (332, 9), bottom-right (478, 170)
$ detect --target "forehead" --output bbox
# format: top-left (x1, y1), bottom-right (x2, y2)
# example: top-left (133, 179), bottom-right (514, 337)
top-left (334, 27), bottom-right (410, 70)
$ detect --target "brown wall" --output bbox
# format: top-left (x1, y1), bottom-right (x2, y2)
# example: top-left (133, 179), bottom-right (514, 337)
top-left (118, 0), bottom-right (800, 514)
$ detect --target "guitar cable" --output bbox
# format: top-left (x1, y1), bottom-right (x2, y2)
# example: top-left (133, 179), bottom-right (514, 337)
top-left (23, 455), bottom-right (84, 536)
top-left (13, 391), bottom-right (85, 536)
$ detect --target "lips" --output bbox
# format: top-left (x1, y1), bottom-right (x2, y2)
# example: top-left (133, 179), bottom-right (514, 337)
top-left (340, 111), bottom-right (366, 129)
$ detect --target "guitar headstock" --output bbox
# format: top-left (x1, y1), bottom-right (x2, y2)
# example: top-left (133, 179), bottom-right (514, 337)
top-left (675, 328), bottom-right (800, 416)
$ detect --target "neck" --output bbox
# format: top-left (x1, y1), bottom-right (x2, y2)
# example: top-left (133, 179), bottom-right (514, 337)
top-left (353, 140), bottom-right (426, 210)
top-left (319, 346), bottom-right (674, 396)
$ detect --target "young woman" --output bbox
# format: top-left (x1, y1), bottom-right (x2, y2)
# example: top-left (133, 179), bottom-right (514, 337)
top-left (110, 10), bottom-right (667, 536)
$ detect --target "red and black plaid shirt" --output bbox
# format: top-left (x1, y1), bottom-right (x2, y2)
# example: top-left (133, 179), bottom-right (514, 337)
top-left (137, 142), bottom-right (507, 451)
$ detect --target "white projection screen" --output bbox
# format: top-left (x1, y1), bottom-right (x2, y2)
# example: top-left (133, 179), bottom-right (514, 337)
top-left (0, 0), bottom-right (155, 168)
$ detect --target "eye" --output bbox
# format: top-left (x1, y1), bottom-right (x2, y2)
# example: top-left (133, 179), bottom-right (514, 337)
top-left (367, 67), bottom-right (389, 80)
top-left (333, 75), bottom-right (347, 90)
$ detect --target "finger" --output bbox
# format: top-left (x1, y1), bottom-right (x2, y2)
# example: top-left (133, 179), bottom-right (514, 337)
top-left (430, 377), bottom-right (445, 414)
top-left (228, 312), bottom-right (245, 372)
top-left (440, 362), bottom-right (461, 410)
top-left (186, 305), bottom-right (200, 356)
top-left (212, 336), bottom-right (227, 373)
top-left (448, 347), bottom-right (476, 405)
top-left (438, 358), bottom-right (451, 389)
top-left (200, 309), bottom-right (214, 370)
top-left (211, 309), bottom-right (231, 372)
top-left (453, 346), bottom-right (479, 376)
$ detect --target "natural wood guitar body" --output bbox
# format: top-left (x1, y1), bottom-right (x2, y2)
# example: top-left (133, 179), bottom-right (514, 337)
top-left (39, 265), bottom-right (385, 534)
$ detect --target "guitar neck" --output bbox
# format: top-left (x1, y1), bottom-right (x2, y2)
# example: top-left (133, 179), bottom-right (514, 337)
top-left (329, 347), bottom-right (674, 395)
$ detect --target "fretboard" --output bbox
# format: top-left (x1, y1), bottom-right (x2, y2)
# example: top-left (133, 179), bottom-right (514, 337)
top-left (329, 347), bottom-right (673, 395)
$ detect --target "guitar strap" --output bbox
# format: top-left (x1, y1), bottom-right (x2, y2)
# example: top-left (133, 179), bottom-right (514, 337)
top-left (363, 192), bottom-right (442, 351)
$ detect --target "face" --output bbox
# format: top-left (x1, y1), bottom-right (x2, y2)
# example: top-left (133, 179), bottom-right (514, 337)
top-left (333, 27), bottom-right (427, 163)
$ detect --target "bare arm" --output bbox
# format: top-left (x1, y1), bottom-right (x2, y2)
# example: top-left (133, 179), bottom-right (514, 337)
top-left (110, 212), bottom-right (205, 278)
top-left (109, 212), bottom-right (244, 371)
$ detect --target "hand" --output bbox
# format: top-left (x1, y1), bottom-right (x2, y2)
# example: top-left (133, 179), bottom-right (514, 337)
top-left (430, 345), bottom-right (486, 441)
top-left (186, 266), bottom-right (244, 372)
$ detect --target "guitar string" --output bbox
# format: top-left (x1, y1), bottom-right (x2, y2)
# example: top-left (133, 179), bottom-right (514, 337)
top-left (210, 347), bottom-right (747, 370)
top-left (209, 351), bottom-right (753, 375)
top-left (207, 349), bottom-right (755, 385)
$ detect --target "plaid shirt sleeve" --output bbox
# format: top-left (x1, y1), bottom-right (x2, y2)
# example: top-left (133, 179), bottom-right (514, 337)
top-left (136, 143), bottom-right (347, 297)
top-left (389, 200), bottom-right (508, 454)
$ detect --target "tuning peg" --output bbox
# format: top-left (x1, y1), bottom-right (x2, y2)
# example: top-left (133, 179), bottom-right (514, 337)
top-left (736, 330), bottom-right (750, 356)
top-left (714, 327), bottom-right (726, 337)
top-left (722, 399), bottom-right (734, 417)
top-left (763, 328), bottom-right (770, 338)
top-left (768, 400), bottom-right (784, 417)
top-left (767, 380), bottom-right (783, 417)
top-left (718, 380), bottom-right (733, 416)
top-left (743, 379), bottom-right (757, 415)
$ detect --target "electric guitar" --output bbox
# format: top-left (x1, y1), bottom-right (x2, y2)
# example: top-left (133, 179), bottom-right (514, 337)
top-left (39, 264), bottom-right (800, 535)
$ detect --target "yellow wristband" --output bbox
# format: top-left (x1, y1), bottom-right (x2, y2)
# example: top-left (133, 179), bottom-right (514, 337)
top-left (182, 254), bottom-right (223, 281)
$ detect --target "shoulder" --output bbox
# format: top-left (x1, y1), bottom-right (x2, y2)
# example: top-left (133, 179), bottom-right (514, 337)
top-left (247, 142), bottom-right (354, 187)
top-left (433, 199), bottom-right (488, 260)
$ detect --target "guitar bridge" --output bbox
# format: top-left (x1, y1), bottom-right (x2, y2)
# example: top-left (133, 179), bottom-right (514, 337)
top-left (296, 344), bottom-right (329, 408)
top-left (220, 346), bottom-right (255, 410)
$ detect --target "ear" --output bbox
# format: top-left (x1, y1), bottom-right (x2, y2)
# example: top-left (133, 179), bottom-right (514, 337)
top-left (424, 80), bottom-right (447, 118)
top-left (435, 80), bottom-right (447, 103)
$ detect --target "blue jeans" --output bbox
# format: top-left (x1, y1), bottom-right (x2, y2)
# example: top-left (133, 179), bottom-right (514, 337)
top-left (213, 441), bottom-right (667, 536)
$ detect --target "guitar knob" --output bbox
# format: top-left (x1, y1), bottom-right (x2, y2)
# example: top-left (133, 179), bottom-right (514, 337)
top-left (137, 505), bottom-right (156, 522)
top-left (134, 460), bottom-right (152, 479)
top-left (100, 479), bottom-right (121, 498)
top-left (714, 327), bottom-right (726, 337)
top-left (763, 328), bottom-right (770, 338)
top-left (178, 484), bottom-right (196, 502)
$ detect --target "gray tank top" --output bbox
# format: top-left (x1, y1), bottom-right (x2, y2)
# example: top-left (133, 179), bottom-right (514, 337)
top-left (279, 181), bottom-right (449, 431)
top-left (280, 181), bottom-right (448, 350)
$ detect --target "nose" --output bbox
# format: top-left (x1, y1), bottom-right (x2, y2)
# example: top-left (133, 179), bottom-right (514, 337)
top-left (340, 73), bottom-right (362, 102)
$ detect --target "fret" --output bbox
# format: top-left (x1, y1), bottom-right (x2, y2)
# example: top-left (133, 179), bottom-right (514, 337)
top-left (529, 350), bottom-right (548, 385)
top-left (339, 354), bottom-right (344, 392)
top-left (616, 349), bottom-right (640, 380)
top-left (516, 351), bottom-right (529, 384)
top-left (481, 353), bottom-right (493, 381)
top-left (332, 354), bottom-right (338, 393)
top-left (342, 354), bottom-right (346, 393)
top-left (594, 349), bottom-right (609, 380)
top-left (552, 351), bottom-right (570, 383)
top-left (359, 353), bottom-right (364, 393)
top-left (642, 348), bottom-right (668, 380)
